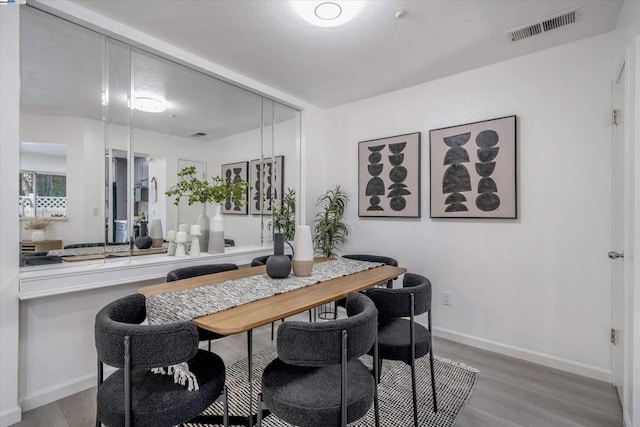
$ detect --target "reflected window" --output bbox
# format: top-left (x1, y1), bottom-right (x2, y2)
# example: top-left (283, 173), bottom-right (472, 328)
top-left (19, 171), bottom-right (67, 218)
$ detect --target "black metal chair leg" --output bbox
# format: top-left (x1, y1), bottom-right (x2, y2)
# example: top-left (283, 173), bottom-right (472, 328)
top-left (256, 393), bottom-right (263, 427)
top-left (271, 322), bottom-right (275, 340)
top-left (429, 347), bottom-right (438, 412)
top-left (208, 340), bottom-right (211, 352)
top-left (410, 358), bottom-right (419, 427)
top-left (96, 357), bottom-right (103, 427)
top-left (223, 385), bottom-right (229, 427)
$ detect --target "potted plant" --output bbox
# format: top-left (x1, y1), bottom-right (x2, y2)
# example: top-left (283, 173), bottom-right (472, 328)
top-left (166, 166), bottom-right (249, 253)
top-left (313, 185), bottom-right (350, 258)
top-left (268, 188), bottom-right (296, 241)
top-left (25, 217), bottom-right (50, 242)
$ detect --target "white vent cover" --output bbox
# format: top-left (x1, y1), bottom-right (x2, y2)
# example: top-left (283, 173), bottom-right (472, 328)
top-left (507, 7), bottom-right (580, 42)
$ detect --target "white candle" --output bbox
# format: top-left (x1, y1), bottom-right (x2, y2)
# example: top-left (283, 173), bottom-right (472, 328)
top-left (178, 223), bottom-right (189, 233)
top-left (175, 231), bottom-right (187, 243)
top-left (166, 230), bottom-right (176, 241)
top-left (190, 224), bottom-right (201, 235)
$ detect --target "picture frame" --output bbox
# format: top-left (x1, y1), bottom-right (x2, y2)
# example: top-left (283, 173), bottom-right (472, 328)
top-left (221, 161), bottom-right (249, 215)
top-left (250, 156), bottom-right (284, 215)
top-left (358, 132), bottom-right (421, 218)
top-left (429, 115), bottom-right (517, 218)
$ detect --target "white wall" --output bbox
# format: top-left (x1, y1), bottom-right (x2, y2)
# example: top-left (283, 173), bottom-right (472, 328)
top-left (20, 114), bottom-right (104, 245)
top-left (0, 6), bottom-right (22, 426)
top-left (316, 32), bottom-right (620, 381)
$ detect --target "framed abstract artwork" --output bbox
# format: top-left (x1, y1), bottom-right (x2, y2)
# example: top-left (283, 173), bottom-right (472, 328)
top-left (358, 132), bottom-right (421, 218)
top-left (250, 156), bottom-right (284, 215)
top-left (429, 115), bottom-right (517, 218)
top-left (221, 161), bottom-right (249, 215)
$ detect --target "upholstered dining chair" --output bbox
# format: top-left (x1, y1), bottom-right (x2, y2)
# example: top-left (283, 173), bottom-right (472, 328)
top-left (94, 294), bottom-right (229, 427)
top-left (364, 272), bottom-right (437, 426)
top-left (166, 263), bottom-right (239, 350)
top-left (257, 292), bottom-right (380, 427)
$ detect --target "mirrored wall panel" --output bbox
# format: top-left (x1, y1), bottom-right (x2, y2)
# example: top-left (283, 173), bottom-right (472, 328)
top-left (19, 6), bottom-right (301, 269)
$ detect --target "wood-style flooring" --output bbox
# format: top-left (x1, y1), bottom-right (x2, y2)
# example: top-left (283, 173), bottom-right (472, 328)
top-left (12, 314), bottom-right (622, 427)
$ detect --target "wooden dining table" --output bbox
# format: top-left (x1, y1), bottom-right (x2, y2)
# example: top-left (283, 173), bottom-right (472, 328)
top-left (138, 259), bottom-right (406, 426)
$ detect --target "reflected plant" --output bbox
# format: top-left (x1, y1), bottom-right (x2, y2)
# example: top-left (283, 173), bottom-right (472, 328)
top-left (165, 166), bottom-right (250, 206)
top-left (269, 188), bottom-right (296, 241)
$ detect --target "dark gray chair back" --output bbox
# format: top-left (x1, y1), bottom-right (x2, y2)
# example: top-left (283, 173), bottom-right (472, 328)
top-left (94, 294), bottom-right (198, 370)
top-left (277, 292), bottom-right (377, 366)
top-left (166, 263), bottom-right (239, 282)
top-left (365, 273), bottom-right (431, 319)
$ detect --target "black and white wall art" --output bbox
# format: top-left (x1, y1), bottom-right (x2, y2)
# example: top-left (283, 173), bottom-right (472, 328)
top-left (429, 115), bottom-right (517, 218)
top-left (250, 156), bottom-right (284, 215)
top-left (221, 161), bottom-right (248, 215)
top-left (358, 133), bottom-right (421, 218)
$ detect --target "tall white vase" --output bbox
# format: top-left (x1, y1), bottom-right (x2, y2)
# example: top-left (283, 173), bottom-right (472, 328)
top-left (197, 203), bottom-right (210, 252)
top-left (208, 203), bottom-right (225, 254)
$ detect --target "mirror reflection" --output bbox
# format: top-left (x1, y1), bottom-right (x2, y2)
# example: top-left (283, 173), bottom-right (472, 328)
top-left (19, 6), bottom-right (301, 269)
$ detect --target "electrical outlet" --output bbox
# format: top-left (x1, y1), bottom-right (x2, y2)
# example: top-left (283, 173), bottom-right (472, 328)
top-left (443, 291), bottom-right (452, 306)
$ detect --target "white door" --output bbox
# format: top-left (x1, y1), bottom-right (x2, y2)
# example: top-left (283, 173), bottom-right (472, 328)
top-left (610, 63), bottom-right (626, 403)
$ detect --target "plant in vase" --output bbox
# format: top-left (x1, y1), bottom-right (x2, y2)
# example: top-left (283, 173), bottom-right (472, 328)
top-left (24, 217), bottom-right (50, 242)
top-left (313, 185), bottom-right (350, 258)
top-left (165, 166), bottom-right (249, 253)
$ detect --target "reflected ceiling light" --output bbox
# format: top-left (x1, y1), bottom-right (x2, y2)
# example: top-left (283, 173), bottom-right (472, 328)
top-left (132, 96), bottom-right (166, 113)
top-left (291, 1), bottom-right (365, 27)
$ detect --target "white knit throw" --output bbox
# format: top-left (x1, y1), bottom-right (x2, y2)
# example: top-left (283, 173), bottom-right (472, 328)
top-left (151, 362), bottom-right (200, 391)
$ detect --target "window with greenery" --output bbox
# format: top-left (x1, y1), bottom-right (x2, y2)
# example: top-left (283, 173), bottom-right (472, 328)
top-left (19, 171), bottom-right (67, 217)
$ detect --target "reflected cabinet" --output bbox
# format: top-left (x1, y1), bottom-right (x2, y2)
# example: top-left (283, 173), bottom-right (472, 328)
top-left (19, 6), bottom-right (301, 269)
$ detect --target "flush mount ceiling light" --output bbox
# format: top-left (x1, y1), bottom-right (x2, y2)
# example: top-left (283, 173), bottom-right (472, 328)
top-left (291, 1), bottom-right (365, 27)
top-left (132, 96), bottom-right (166, 113)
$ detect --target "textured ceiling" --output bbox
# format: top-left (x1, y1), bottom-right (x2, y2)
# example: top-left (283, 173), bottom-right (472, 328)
top-left (66, 0), bottom-right (623, 108)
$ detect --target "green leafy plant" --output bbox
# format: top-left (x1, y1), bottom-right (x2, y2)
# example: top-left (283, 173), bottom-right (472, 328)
top-left (269, 188), bottom-right (296, 241)
top-left (313, 185), bottom-right (350, 257)
top-left (165, 166), bottom-right (250, 207)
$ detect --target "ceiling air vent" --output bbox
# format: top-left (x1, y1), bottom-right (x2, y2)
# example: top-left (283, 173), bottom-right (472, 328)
top-left (190, 132), bottom-right (208, 138)
top-left (507, 7), bottom-right (580, 42)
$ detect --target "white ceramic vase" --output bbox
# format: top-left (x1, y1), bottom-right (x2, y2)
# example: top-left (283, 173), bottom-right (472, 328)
top-left (292, 225), bottom-right (314, 276)
top-left (197, 203), bottom-right (210, 252)
top-left (208, 203), bottom-right (225, 254)
top-left (31, 229), bottom-right (46, 242)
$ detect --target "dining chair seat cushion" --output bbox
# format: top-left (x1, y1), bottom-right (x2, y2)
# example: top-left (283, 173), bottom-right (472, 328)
top-left (97, 349), bottom-right (225, 427)
top-left (261, 358), bottom-right (374, 427)
top-left (376, 318), bottom-right (431, 364)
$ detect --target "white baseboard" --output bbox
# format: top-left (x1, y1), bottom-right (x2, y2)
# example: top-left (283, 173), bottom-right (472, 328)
top-left (0, 406), bottom-right (22, 427)
top-left (433, 327), bottom-right (612, 383)
top-left (20, 372), bottom-right (96, 412)
top-left (20, 366), bottom-right (117, 412)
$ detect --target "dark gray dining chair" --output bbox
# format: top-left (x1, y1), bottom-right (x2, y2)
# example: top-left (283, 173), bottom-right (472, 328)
top-left (166, 263), bottom-right (239, 350)
top-left (364, 272), bottom-right (437, 426)
top-left (257, 292), bottom-right (380, 427)
top-left (94, 294), bottom-right (228, 427)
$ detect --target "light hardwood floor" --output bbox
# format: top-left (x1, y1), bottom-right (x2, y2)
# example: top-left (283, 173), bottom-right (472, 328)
top-left (12, 317), bottom-right (622, 427)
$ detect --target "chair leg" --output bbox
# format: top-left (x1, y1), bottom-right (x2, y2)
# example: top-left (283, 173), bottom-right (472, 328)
top-left (223, 385), bottom-right (229, 427)
top-left (271, 322), bottom-right (275, 340)
top-left (410, 358), bottom-right (419, 427)
top-left (256, 393), bottom-right (263, 427)
top-left (96, 357), bottom-right (103, 427)
top-left (429, 347), bottom-right (438, 413)
top-left (208, 340), bottom-right (211, 352)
